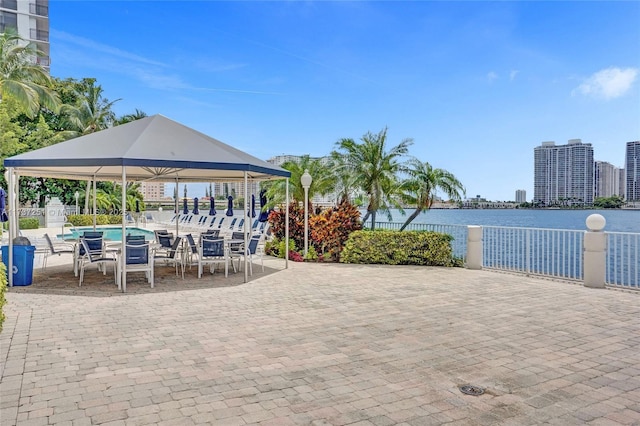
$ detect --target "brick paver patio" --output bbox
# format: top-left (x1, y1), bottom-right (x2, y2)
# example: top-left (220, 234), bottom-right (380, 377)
top-left (1, 260), bottom-right (639, 425)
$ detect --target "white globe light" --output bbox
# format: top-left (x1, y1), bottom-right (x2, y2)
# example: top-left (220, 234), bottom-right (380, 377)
top-left (586, 214), bottom-right (606, 232)
top-left (158, 207), bottom-right (163, 212)
top-left (300, 169), bottom-right (312, 188)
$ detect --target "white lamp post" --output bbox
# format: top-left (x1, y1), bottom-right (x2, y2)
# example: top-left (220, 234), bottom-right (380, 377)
top-left (74, 191), bottom-right (79, 215)
top-left (300, 169), bottom-right (312, 257)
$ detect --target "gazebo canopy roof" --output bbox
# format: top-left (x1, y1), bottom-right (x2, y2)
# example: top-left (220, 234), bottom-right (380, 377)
top-left (4, 114), bottom-right (290, 182)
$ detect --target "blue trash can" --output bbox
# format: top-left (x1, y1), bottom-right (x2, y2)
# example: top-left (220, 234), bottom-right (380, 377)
top-left (2, 245), bottom-right (36, 286)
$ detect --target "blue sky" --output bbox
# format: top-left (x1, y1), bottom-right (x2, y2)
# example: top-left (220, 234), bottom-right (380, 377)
top-left (50, 1), bottom-right (640, 201)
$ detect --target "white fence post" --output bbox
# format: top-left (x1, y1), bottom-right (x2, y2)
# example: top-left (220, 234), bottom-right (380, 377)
top-left (583, 214), bottom-right (607, 289)
top-left (466, 225), bottom-right (483, 270)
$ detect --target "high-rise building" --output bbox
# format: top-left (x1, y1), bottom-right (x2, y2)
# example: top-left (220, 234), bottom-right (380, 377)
top-left (595, 161), bottom-right (623, 198)
top-left (515, 189), bottom-right (527, 203)
top-left (626, 141), bottom-right (640, 202)
top-left (0, 0), bottom-right (50, 70)
top-left (138, 182), bottom-right (167, 202)
top-left (533, 139), bottom-right (594, 206)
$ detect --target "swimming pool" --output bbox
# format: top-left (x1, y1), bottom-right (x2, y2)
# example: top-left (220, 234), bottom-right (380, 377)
top-left (59, 227), bottom-right (155, 241)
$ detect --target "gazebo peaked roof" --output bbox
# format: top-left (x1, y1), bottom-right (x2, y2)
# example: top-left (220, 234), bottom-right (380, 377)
top-left (4, 114), bottom-right (290, 182)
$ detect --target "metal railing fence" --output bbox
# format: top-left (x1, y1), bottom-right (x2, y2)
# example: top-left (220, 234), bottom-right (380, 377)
top-left (371, 221), bottom-right (639, 290)
top-left (606, 232), bottom-right (639, 289)
top-left (483, 226), bottom-right (584, 281)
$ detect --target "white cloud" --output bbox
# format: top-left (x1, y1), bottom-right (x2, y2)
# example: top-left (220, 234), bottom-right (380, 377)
top-left (487, 71), bottom-right (498, 82)
top-left (509, 70), bottom-right (519, 81)
top-left (573, 67), bottom-right (638, 100)
top-left (51, 30), bottom-right (166, 67)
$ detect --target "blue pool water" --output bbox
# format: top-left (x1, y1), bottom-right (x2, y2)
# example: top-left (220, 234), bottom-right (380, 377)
top-left (59, 227), bottom-right (155, 241)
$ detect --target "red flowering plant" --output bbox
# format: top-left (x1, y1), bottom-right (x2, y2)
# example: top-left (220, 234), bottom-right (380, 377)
top-left (309, 200), bottom-right (362, 262)
top-left (268, 204), bottom-right (306, 250)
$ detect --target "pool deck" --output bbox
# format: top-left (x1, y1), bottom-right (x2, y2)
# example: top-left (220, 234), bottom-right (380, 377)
top-left (1, 227), bottom-right (640, 425)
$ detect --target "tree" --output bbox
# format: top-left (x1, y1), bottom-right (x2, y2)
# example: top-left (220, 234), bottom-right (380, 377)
top-left (332, 127), bottom-right (412, 229)
top-left (59, 80), bottom-right (119, 136)
top-left (263, 155), bottom-right (335, 209)
top-left (329, 150), bottom-right (360, 204)
top-left (399, 158), bottom-right (465, 230)
top-left (115, 108), bottom-right (147, 125)
top-left (0, 28), bottom-right (59, 117)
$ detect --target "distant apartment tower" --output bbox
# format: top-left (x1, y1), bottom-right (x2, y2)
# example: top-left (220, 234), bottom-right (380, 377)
top-left (594, 161), bottom-right (623, 198)
top-left (139, 182), bottom-right (166, 202)
top-left (515, 189), bottom-right (527, 203)
top-left (0, 0), bottom-right (50, 70)
top-left (213, 181), bottom-right (260, 200)
top-left (626, 141), bottom-right (640, 202)
top-left (534, 139), bottom-right (594, 206)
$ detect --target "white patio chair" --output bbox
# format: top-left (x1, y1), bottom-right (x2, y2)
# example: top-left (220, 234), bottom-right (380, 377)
top-left (118, 240), bottom-right (154, 289)
top-left (78, 237), bottom-right (117, 287)
top-left (197, 235), bottom-right (228, 278)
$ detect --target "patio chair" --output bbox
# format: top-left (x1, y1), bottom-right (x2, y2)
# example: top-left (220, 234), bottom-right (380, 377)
top-left (201, 229), bottom-right (220, 238)
top-left (75, 231), bottom-right (104, 277)
top-left (78, 237), bottom-right (117, 287)
top-left (126, 235), bottom-right (146, 242)
top-left (198, 235), bottom-right (228, 278)
top-left (154, 229), bottom-right (169, 242)
top-left (155, 232), bottom-right (174, 254)
top-left (154, 236), bottom-right (184, 278)
top-left (118, 239), bottom-right (154, 290)
top-left (229, 234), bottom-right (264, 276)
top-left (184, 233), bottom-right (199, 272)
top-left (42, 233), bottom-right (75, 271)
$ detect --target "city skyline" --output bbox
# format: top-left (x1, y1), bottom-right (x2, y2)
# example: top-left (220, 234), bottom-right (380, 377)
top-left (41, 2), bottom-right (640, 201)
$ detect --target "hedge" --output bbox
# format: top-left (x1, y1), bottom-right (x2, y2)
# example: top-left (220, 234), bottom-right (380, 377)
top-left (67, 214), bottom-right (122, 226)
top-left (340, 230), bottom-right (461, 266)
top-left (0, 262), bottom-right (6, 332)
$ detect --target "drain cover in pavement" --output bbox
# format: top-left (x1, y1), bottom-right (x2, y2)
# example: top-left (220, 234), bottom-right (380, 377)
top-left (459, 385), bottom-right (485, 396)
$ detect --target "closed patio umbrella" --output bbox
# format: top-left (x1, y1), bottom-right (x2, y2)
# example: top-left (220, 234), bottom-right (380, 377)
top-left (226, 196), bottom-right (234, 216)
top-left (193, 197), bottom-right (199, 215)
top-left (135, 199), bottom-right (140, 213)
top-left (258, 189), bottom-right (269, 222)
top-left (183, 198), bottom-right (188, 214)
top-left (250, 194), bottom-right (256, 218)
top-left (0, 188), bottom-right (8, 223)
top-left (209, 197), bottom-right (216, 216)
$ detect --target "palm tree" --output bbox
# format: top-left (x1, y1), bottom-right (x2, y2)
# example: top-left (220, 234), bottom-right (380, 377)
top-left (0, 28), bottom-right (59, 117)
top-left (329, 150), bottom-right (360, 204)
top-left (60, 82), bottom-right (119, 136)
top-left (115, 109), bottom-right (147, 125)
top-left (264, 155), bottom-right (335, 209)
top-left (332, 127), bottom-right (412, 229)
top-left (399, 158), bottom-right (465, 230)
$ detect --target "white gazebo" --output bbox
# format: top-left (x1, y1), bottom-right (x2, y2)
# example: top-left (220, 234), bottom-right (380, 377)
top-left (3, 114), bottom-right (292, 290)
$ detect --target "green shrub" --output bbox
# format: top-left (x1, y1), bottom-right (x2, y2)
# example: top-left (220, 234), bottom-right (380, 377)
top-left (340, 230), bottom-right (459, 266)
top-left (265, 238), bottom-right (297, 259)
top-left (19, 218), bottom-right (39, 229)
top-left (67, 214), bottom-right (122, 226)
top-left (0, 262), bottom-right (6, 332)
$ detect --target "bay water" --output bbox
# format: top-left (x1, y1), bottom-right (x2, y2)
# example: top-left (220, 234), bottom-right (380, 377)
top-left (372, 208), bottom-right (640, 233)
